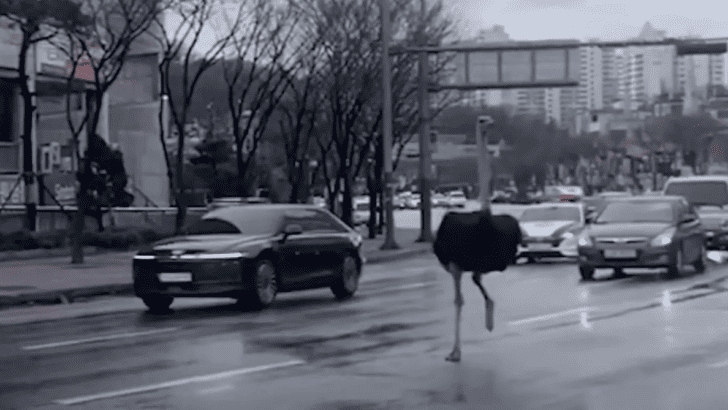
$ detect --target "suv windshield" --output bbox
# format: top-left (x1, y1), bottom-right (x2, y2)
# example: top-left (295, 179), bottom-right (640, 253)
top-left (520, 207), bottom-right (581, 222)
top-left (596, 202), bottom-right (675, 224)
top-left (664, 181), bottom-right (728, 206)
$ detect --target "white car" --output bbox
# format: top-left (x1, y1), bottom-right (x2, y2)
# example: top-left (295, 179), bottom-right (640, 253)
top-left (432, 193), bottom-right (448, 207)
top-left (447, 191), bottom-right (467, 208)
top-left (353, 197), bottom-right (371, 225)
top-left (405, 193), bottom-right (421, 209)
top-left (517, 202), bottom-right (586, 262)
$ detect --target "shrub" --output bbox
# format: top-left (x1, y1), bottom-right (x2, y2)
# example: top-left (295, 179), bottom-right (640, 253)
top-left (34, 230), bottom-right (67, 249)
top-left (0, 226), bottom-right (173, 252)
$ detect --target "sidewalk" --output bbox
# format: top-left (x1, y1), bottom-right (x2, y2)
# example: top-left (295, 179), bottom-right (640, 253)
top-left (0, 227), bottom-right (432, 309)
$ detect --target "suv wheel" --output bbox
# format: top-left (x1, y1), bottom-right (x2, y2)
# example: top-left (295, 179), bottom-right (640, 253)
top-left (693, 244), bottom-right (707, 274)
top-left (579, 265), bottom-right (595, 281)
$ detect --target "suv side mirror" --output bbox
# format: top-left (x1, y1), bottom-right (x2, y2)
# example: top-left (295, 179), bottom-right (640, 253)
top-left (282, 224), bottom-right (303, 239)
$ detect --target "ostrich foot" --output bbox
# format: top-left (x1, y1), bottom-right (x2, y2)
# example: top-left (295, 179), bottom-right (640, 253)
top-left (445, 348), bottom-right (461, 362)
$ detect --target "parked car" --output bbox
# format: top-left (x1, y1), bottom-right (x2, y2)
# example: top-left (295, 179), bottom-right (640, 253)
top-left (432, 192), bottom-right (449, 207)
top-left (312, 196), bottom-right (327, 208)
top-left (446, 190), bottom-right (467, 208)
top-left (352, 196), bottom-right (371, 226)
top-left (517, 202), bottom-right (585, 262)
top-left (576, 196), bottom-right (706, 280)
top-left (133, 204), bottom-right (364, 312)
top-left (207, 197), bottom-right (270, 211)
top-left (405, 192), bottom-right (421, 209)
top-left (394, 193), bottom-right (407, 209)
top-left (662, 175), bottom-right (728, 250)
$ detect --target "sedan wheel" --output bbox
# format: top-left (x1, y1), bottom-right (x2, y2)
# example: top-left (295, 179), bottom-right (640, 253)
top-left (579, 265), bottom-right (595, 281)
top-left (666, 247), bottom-right (683, 278)
top-left (331, 255), bottom-right (360, 300)
top-left (142, 295), bottom-right (173, 313)
top-left (693, 244), bottom-right (707, 274)
top-left (243, 260), bottom-right (277, 310)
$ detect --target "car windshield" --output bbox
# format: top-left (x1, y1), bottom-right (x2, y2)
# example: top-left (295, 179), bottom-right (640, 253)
top-left (184, 208), bottom-right (284, 235)
top-left (450, 192), bottom-right (465, 197)
top-left (664, 181), bottom-right (728, 207)
top-left (596, 202), bottom-right (675, 224)
top-left (355, 203), bottom-right (370, 211)
top-left (520, 207), bottom-right (581, 222)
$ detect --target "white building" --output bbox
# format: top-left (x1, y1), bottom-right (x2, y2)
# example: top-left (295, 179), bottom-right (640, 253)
top-left (622, 22), bottom-right (677, 104)
top-left (578, 43), bottom-right (604, 110)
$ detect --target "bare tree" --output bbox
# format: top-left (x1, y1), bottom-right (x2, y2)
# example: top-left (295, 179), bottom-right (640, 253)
top-left (54, 0), bottom-right (165, 263)
top-left (0, 0), bottom-right (89, 229)
top-left (218, 0), bottom-right (302, 197)
top-left (151, 0), bottom-right (235, 233)
top-left (276, 27), bottom-right (329, 203)
top-left (307, 0), bottom-right (390, 226)
top-left (390, 0), bottom-right (458, 173)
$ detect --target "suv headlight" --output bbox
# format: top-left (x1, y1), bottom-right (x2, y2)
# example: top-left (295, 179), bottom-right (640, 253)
top-left (650, 227), bottom-right (676, 247)
top-left (561, 231), bottom-right (575, 240)
top-left (577, 231), bottom-right (592, 247)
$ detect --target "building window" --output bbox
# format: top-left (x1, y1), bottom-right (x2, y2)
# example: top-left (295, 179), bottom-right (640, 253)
top-left (0, 79), bottom-right (14, 143)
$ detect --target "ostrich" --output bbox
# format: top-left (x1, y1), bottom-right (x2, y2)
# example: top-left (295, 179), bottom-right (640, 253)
top-left (431, 114), bottom-right (522, 363)
top-left (433, 209), bottom-right (521, 362)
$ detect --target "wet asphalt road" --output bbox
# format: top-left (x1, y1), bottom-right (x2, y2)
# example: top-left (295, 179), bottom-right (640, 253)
top-left (2, 255), bottom-right (728, 410)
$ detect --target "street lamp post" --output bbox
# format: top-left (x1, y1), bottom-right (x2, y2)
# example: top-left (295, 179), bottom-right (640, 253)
top-left (476, 116), bottom-right (494, 209)
top-left (380, 0), bottom-right (399, 250)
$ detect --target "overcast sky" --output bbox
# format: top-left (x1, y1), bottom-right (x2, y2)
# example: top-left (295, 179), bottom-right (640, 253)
top-left (447, 0), bottom-right (727, 41)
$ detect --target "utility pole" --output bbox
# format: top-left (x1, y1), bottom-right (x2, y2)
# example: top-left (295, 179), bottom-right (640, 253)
top-left (476, 116), bottom-right (494, 209)
top-left (22, 41), bottom-right (38, 231)
top-left (379, 0), bottom-right (399, 250)
top-left (416, 0), bottom-right (433, 243)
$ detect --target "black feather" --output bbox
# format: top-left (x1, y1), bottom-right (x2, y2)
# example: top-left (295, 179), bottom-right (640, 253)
top-left (433, 209), bottom-right (521, 273)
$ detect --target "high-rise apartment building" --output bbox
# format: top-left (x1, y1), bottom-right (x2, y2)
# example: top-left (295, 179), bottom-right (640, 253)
top-left (578, 43), bottom-right (604, 110)
top-left (622, 22), bottom-right (677, 104)
top-left (677, 54), bottom-right (725, 98)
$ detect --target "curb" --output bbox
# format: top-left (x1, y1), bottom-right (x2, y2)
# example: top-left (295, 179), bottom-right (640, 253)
top-left (0, 284), bottom-right (134, 309)
top-left (0, 247), bottom-right (433, 309)
top-left (0, 246), bottom-right (118, 263)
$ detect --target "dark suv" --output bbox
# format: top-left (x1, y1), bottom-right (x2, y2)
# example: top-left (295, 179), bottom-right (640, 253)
top-left (662, 176), bottom-right (728, 250)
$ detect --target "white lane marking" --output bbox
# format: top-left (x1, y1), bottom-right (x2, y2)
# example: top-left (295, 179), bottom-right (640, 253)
top-left (198, 383), bottom-right (235, 395)
top-left (54, 360), bottom-right (306, 405)
top-left (367, 283), bottom-right (434, 295)
top-left (507, 307), bottom-right (596, 326)
top-left (21, 327), bottom-right (180, 351)
top-left (708, 359), bottom-right (728, 369)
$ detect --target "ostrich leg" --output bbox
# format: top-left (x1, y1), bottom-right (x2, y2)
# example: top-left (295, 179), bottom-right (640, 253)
top-left (473, 272), bottom-right (495, 332)
top-left (445, 262), bottom-right (464, 362)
